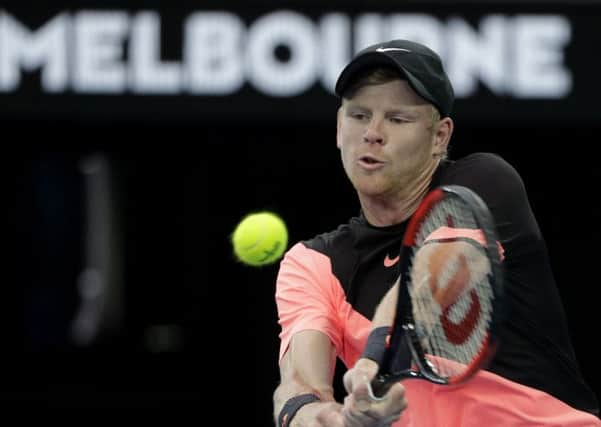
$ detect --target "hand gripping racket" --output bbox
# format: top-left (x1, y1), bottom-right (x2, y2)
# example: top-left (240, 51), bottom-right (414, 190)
top-left (370, 185), bottom-right (504, 397)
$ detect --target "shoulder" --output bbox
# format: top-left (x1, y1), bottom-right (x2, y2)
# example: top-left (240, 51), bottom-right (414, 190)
top-left (441, 152), bottom-right (526, 197)
top-left (277, 218), bottom-right (362, 285)
top-left (280, 216), bottom-right (364, 267)
top-left (301, 217), bottom-right (361, 254)
top-left (453, 152), bottom-right (519, 175)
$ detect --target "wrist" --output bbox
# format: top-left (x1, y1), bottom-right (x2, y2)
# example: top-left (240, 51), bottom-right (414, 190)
top-left (290, 400), bottom-right (343, 427)
top-left (277, 393), bottom-right (321, 427)
top-left (361, 326), bottom-right (390, 364)
top-left (288, 400), bottom-right (324, 427)
top-left (355, 357), bottom-right (379, 372)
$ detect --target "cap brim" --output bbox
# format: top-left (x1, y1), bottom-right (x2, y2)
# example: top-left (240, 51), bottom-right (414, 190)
top-left (334, 52), bottom-right (439, 112)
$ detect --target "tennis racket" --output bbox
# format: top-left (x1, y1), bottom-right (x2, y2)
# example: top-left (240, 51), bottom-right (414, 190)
top-left (370, 184), bottom-right (504, 398)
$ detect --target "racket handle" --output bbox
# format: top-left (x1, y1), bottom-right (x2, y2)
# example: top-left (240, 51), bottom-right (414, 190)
top-left (370, 370), bottom-right (422, 399)
top-left (370, 374), bottom-right (393, 399)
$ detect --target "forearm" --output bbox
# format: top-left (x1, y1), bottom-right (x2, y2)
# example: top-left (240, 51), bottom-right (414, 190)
top-left (274, 384), bottom-right (340, 427)
top-left (273, 330), bottom-right (338, 426)
top-left (371, 278), bottom-right (399, 328)
top-left (357, 279), bottom-right (399, 375)
top-left (273, 376), bottom-right (336, 423)
top-left (288, 400), bottom-right (342, 427)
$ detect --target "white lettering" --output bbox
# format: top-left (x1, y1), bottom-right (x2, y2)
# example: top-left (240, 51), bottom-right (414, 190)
top-left (512, 15), bottom-right (571, 98)
top-left (0, 12), bottom-right (67, 92)
top-left (319, 13), bottom-right (351, 93)
top-left (130, 12), bottom-right (182, 93)
top-left (447, 15), bottom-right (507, 97)
top-left (184, 12), bottom-right (245, 94)
top-left (387, 14), bottom-right (443, 58)
top-left (247, 11), bottom-right (317, 96)
top-left (73, 11), bottom-right (128, 93)
top-left (354, 14), bottom-right (384, 52)
top-left (0, 10), bottom-right (575, 100)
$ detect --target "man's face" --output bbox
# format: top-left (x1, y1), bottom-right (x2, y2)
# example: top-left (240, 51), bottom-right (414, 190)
top-left (336, 79), bottom-right (443, 199)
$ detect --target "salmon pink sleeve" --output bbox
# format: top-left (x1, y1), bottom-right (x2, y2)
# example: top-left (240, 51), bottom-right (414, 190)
top-left (425, 226), bottom-right (505, 261)
top-left (275, 242), bottom-right (348, 362)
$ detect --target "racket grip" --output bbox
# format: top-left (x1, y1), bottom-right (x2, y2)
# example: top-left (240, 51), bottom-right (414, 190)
top-left (369, 374), bottom-right (393, 399)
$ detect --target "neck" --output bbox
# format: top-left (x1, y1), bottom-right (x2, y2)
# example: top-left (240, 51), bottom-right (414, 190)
top-left (360, 159), bottom-right (440, 227)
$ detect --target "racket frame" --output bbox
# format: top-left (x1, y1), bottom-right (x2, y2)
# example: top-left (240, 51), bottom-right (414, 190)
top-left (371, 185), bottom-right (504, 396)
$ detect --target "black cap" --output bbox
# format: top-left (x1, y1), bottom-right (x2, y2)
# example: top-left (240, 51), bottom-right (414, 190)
top-left (334, 39), bottom-right (454, 117)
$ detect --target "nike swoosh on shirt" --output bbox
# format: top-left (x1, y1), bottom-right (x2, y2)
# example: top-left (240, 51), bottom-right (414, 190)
top-left (384, 254), bottom-right (400, 267)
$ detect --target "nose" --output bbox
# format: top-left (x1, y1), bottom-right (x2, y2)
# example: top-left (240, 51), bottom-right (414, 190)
top-left (363, 119), bottom-right (384, 145)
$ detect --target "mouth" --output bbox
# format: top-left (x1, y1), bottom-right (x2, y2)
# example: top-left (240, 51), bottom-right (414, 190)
top-left (358, 155), bottom-right (385, 168)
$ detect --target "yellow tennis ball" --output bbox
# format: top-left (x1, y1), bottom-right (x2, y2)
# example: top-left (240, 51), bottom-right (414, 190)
top-left (231, 211), bottom-right (288, 267)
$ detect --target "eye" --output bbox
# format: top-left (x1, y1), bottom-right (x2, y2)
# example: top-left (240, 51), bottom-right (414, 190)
top-left (389, 117), bottom-right (407, 124)
top-left (350, 112), bottom-right (368, 121)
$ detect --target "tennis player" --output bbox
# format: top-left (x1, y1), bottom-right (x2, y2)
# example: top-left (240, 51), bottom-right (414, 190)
top-left (273, 39), bottom-right (600, 426)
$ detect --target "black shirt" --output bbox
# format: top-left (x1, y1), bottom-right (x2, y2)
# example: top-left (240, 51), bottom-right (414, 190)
top-left (302, 152), bottom-right (598, 414)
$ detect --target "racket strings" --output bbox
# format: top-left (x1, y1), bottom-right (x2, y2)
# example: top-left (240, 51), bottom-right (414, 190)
top-left (409, 197), bottom-right (494, 379)
top-left (412, 262), bottom-right (493, 377)
top-left (415, 198), bottom-right (477, 246)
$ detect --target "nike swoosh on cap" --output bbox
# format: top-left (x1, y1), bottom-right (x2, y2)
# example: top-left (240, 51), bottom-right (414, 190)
top-left (375, 47), bottom-right (411, 53)
top-left (384, 254), bottom-right (400, 267)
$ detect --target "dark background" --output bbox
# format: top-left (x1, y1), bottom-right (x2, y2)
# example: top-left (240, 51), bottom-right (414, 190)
top-left (8, 0), bottom-right (601, 422)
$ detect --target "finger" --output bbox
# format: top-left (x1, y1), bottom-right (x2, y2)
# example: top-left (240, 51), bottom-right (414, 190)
top-left (314, 405), bottom-right (344, 427)
top-left (344, 358), bottom-right (379, 394)
top-left (344, 381), bottom-right (408, 426)
top-left (353, 380), bottom-right (375, 411)
top-left (342, 403), bottom-right (379, 427)
top-left (366, 380), bottom-right (388, 402)
top-left (385, 383), bottom-right (408, 413)
top-left (343, 368), bottom-right (354, 394)
top-left (344, 402), bottom-right (403, 427)
top-left (343, 383), bottom-right (383, 424)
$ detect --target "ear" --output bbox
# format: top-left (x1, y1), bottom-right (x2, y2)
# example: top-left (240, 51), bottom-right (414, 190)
top-left (432, 117), bottom-right (454, 157)
top-left (336, 106), bottom-right (343, 149)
